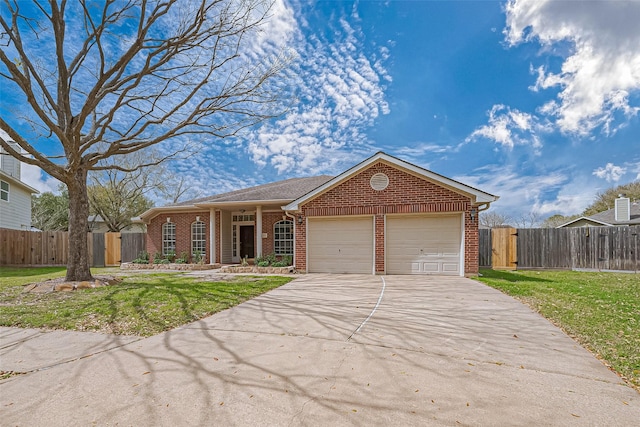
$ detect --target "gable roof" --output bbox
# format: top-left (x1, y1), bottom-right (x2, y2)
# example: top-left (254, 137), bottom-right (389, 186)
top-left (556, 216), bottom-right (613, 228)
top-left (588, 202), bottom-right (640, 225)
top-left (0, 169), bottom-right (39, 194)
top-left (282, 152), bottom-right (498, 211)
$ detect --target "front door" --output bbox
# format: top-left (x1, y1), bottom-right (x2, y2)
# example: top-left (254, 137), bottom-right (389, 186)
top-left (239, 225), bottom-right (255, 259)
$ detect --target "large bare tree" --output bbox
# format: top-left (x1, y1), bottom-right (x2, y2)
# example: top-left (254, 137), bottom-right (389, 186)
top-left (0, 0), bottom-right (292, 280)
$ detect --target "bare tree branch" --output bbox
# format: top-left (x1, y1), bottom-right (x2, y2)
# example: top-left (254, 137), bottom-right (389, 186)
top-left (0, 0), bottom-right (291, 280)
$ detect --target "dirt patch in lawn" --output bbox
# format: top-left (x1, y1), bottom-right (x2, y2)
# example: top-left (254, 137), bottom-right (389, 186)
top-left (23, 276), bottom-right (123, 293)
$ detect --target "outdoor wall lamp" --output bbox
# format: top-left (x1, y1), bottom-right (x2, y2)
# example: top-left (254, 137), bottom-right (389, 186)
top-left (297, 215), bottom-right (303, 225)
top-left (470, 208), bottom-right (477, 222)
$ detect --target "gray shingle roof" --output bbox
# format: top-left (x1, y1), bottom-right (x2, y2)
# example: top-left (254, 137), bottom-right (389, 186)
top-left (588, 202), bottom-right (640, 225)
top-left (170, 175), bottom-right (334, 206)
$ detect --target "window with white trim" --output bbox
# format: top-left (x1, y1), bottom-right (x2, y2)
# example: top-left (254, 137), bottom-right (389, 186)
top-left (162, 222), bottom-right (176, 255)
top-left (191, 221), bottom-right (206, 257)
top-left (274, 220), bottom-right (293, 255)
top-left (0, 180), bottom-right (8, 202)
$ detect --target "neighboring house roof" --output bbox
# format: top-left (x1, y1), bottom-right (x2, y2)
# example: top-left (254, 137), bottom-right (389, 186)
top-left (588, 202), bottom-right (640, 225)
top-left (139, 175), bottom-right (334, 222)
top-left (557, 202), bottom-right (640, 227)
top-left (283, 152), bottom-right (499, 211)
top-left (556, 216), bottom-right (613, 228)
top-left (0, 169), bottom-right (39, 194)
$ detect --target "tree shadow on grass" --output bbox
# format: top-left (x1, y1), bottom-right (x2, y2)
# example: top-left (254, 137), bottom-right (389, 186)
top-left (480, 269), bottom-right (553, 283)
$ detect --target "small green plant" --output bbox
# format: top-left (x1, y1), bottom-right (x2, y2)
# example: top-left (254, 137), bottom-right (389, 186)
top-left (192, 251), bottom-right (205, 264)
top-left (174, 251), bottom-right (189, 264)
top-left (164, 249), bottom-right (176, 263)
top-left (241, 255), bottom-right (249, 266)
top-left (257, 260), bottom-right (270, 267)
top-left (152, 252), bottom-right (163, 264)
top-left (132, 250), bottom-right (150, 264)
top-left (265, 253), bottom-right (277, 265)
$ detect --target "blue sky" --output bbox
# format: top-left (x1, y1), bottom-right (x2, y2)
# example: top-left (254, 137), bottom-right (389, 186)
top-left (7, 0), bottom-right (640, 220)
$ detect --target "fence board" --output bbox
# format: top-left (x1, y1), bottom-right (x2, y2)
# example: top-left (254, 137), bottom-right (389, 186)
top-left (92, 233), bottom-right (105, 268)
top-left (105, 233), bottom-right (121, 266)
top-left (478, 229), bottom-right (491, 267)
top-left (121, 233), bottom-right (146, 263)
top-left (0, 228), bottom-right (131, 267)
top-left (511, 226), bottom-right (640, 271)
top-left (491, 228), bottom-right (517, 270)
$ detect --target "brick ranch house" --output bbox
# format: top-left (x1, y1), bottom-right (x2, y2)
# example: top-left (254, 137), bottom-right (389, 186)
top-left (140, 152), bottom-right (498, 276)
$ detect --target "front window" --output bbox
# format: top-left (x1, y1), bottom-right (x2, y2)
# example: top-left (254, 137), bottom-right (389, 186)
top-left (0, 180), bottom-right (8, 201)
top-left (191, 221), bottom-right (206, 257)
top-left (274, 220), bottom-right (293, 255)
top-left (162, 222), bottom-right (176, 255)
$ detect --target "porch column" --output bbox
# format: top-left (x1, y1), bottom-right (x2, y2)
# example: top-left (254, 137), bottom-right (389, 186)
top-left (256, 205), bottom-right (263, 257)
top-left (214, 208), bottom-right (216, 264)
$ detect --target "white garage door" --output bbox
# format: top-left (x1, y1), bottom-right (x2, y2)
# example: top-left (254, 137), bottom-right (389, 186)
top-left (307, 217), bottom-right (374, 274)
top-left (386, 214), bottom-right (462, 275)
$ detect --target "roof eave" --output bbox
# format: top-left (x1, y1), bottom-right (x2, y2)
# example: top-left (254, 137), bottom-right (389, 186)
top-left (194, 199), bottom-right (293, 209)
top-left (0, 170), bottom-right (39, 194)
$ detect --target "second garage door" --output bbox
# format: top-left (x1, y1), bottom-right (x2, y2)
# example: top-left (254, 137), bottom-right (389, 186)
top-left (307, 216), bottom-right (374, 274)
top-left (386, 214), bottom-right (462, 275)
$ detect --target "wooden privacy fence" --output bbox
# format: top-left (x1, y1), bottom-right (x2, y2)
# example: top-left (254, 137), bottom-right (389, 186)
top-left (0, 229), bottom-right (146, 267)
top-left (480, 226), bottom-right (640, 272)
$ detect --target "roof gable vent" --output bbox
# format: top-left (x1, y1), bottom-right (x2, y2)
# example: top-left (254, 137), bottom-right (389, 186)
top-left (370, 173), bottom-right (389, 191)
top-left (615, 197), bottom-right (630, 222)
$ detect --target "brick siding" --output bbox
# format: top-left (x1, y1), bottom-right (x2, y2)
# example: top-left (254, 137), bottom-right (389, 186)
top-left (297, 162), bottom-right (479, 274)
top-left (147, 211), bottom-right (211, 262)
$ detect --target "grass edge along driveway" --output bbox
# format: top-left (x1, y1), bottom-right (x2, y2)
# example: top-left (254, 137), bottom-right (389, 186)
top-left (0, 267), bottom-right (292, 337)
top-left (476, 269), bottom-right (639, 391)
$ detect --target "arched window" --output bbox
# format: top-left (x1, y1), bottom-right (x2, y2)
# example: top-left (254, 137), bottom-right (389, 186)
top-left (162, 222), bottom-right (176, 255)
top-left (191, 221), bottom-right (206, 258)
top-left (274, 220), bottom-right (293, 255)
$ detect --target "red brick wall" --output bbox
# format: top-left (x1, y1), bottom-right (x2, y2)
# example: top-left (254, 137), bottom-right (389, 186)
top-left (147, 211), bottom-right (211, 262)
top-left (296, 162), bottom-right (479, 274)
top-left (260, 212), bottom-right (292, 257)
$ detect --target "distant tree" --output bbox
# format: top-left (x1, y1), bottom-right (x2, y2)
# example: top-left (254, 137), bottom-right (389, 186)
top-left (541, 214), bottom-right (581, 228)
top-left (0, 0), bottom-right (292, 281)
top-left (151, 166), bottom-right (203, 204)
top-left (88, 168), bottom-right (155, 232)
top-left (583, 181), bottom-right (640, 216)
top-left (31, 186), bottom-right (69, 231)
top-left (480, 211), bottom-right (512, 228)
top-left (513, 211), bottom-right (542, 229)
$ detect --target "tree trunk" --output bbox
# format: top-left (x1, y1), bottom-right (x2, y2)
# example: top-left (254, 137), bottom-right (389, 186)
top-left (65, 168), bottom-right (93, 281)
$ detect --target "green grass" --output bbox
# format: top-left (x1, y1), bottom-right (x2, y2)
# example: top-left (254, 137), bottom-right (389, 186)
top-left (0, 267), bottom-right (292, 336)
top-left (476, 269), bottom-right (640, 390)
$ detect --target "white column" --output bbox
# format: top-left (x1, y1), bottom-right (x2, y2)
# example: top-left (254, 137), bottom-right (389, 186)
top-left (256, 205), bottom-right (262, 257)
top-left (214, 208), bottom-right (217, 264)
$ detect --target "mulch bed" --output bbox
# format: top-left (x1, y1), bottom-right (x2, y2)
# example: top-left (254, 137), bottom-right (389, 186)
top-left (23, 276), bottom-right (122, 293)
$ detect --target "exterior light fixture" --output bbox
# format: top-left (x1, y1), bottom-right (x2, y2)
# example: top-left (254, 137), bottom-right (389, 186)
top-left (470, 208), bottom-right (477, 222)
top-left (297, 215), bottom-right (303, 225)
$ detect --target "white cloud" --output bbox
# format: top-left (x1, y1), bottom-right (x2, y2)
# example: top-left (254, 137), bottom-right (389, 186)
top-left (454, 164), bottom-right (601, 217)
top-left (245, 4), bottom-right (391, 174)
top-left (505, 0), bottom-right (640, 136)
top-left (466, 104), bottom-right (548, 151)
top-left (19, 163), bottom-right (61, 194)
top-left (592, 162), bottom-right (627, 182)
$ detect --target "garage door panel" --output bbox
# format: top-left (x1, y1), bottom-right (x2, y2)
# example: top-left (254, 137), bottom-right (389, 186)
top-left (308, 217), bottom-right (374, 274)
top-left (387, 215), bottom-right (462, 275)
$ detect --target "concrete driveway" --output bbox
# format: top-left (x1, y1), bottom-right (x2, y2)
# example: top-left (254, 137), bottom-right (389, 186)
top-left (1, 274), bottom-right (638, 426)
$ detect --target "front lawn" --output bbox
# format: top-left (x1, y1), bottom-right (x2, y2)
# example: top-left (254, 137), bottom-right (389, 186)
top-left (0, 267), bottom-right (292, 336)
top-left (476, 269), bottom-right (640, 390)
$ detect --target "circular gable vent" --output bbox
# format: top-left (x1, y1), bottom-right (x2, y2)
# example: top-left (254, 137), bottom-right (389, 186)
top-left (370, 173), bottom-right (389, 191)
